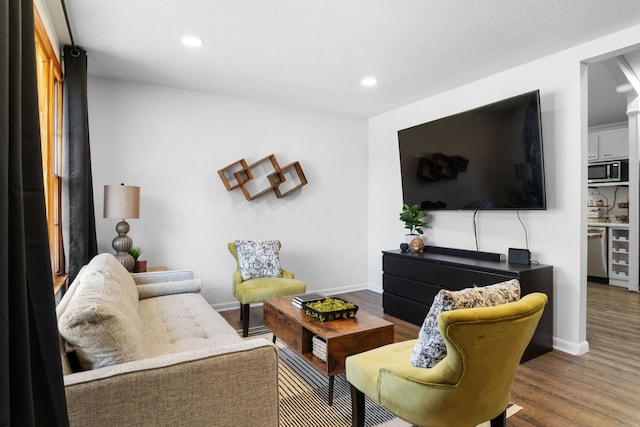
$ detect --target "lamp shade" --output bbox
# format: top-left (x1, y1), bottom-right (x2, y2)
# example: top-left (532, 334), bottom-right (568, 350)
top-left (103, 184), bottom-right (140, 219)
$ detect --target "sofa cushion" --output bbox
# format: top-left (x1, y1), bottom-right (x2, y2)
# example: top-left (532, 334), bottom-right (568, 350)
top-left (235, 240), bottom-right (283, 280)
top-left (410, 279), bottom-right (521, 368)
top-left (57, 253), bottom-right (144, 370)
top-left (139, 293), bottom-right (242, 358)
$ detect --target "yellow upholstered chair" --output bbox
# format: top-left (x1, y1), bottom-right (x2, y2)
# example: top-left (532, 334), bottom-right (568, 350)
top-left (228, 241), bottom-right (306, 337)
top-left (346, 292), bottom-right (547, 427)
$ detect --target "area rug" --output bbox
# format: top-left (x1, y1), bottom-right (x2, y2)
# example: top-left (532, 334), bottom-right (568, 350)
top-left (278, 345), bottom-right (396, 427)
top-left (241, 329), bottom-right (522, 427)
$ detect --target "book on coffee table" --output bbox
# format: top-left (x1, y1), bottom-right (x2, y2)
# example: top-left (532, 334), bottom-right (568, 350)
top-left (292, 293), bottom-right (325, 309)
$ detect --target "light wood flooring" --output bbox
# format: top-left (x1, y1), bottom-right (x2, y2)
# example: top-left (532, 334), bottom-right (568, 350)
top-left (220, 283), bottom-right (640, 426)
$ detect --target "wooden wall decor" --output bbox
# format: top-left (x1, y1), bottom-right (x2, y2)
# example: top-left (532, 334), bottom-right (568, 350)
top-left (218, 154), bottom-right (308, 201)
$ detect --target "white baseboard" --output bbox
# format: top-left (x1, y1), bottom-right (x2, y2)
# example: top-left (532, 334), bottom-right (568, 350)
top-left (553, 337), bottom-right (590, 355)
top-left (368, 285), bottom-right (383, 294)
top-left (215, 301), bottom-right (246, 312)
top-left (314, 282), bottom-right (370, 296)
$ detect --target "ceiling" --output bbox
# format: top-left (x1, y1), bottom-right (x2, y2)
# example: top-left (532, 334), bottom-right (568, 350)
top-left (588, 52), bottom-right (640, 127)
top-left (45, 0), bottom-right (640, 118)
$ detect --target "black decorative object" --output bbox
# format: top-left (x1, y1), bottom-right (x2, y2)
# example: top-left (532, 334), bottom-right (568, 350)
top-left (400, 243), bottom-right (409, 253)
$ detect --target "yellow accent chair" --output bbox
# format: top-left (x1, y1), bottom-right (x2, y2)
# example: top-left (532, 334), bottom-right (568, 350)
top-left (228, 241), bottom-right (306, 337)
top-left (346, 292), bottom-right (547, 427)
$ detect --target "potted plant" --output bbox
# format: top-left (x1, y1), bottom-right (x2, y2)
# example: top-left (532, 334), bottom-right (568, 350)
top-left (399, 204), bottom-right (428, 243)
top-left (128, 246), bottom-right (147, 273)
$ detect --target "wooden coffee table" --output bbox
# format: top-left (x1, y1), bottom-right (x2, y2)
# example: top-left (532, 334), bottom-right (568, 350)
top-left (263, 296), bottom-right (394, 405)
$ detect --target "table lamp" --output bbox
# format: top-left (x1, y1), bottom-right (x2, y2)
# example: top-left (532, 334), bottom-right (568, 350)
top-left (103, 184), bottom-right (140, 271)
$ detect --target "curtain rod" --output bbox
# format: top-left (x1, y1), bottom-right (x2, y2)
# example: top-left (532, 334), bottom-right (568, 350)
top-left (59, 0), bottom-right (79, 56)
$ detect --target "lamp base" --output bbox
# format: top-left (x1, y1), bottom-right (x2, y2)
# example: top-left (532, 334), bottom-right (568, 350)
top-left (115, 252), bottom-right (135, 272)
top-left (112, 219), bottom-right (135, 272)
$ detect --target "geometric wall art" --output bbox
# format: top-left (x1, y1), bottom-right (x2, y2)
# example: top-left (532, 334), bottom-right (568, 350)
top-left (217, 154), bottom-right (308, 201)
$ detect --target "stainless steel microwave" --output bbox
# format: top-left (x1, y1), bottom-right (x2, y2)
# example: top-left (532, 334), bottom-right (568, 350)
top-left (588, 160), bottom-right (628, 183)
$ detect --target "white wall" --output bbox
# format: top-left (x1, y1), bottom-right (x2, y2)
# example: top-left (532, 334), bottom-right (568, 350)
top-left (368, 24), bottom-right (640, 355)
top-left (87, 78), bottom-right (368, 309)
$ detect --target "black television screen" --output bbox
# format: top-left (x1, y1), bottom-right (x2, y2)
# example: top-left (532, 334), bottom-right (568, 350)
top-left (398, 90), bottom-right (546, 210)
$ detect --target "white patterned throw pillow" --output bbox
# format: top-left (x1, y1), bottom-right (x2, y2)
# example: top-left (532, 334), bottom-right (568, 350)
top-left (235, 240), bottom-right (283, 280)
top-left (410, 279), bottom-right (521, 368)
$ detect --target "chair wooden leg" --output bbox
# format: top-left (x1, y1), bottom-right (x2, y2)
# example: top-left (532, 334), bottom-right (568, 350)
top-left (241, 304), bottom-right (250, 337)
top-left (239, 303), bottom-right (243, 320)
top-left (490, 409), bottom-right (506, 427)
top-left (350, 384), bottom-right (365, 427)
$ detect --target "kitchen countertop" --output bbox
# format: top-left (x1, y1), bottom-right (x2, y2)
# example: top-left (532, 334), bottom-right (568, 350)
top-left (587, 222), bottom-right (629, 228)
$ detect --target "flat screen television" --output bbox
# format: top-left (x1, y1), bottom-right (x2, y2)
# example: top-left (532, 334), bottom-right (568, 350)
top-left (398, 90), bottom-right (546, 210)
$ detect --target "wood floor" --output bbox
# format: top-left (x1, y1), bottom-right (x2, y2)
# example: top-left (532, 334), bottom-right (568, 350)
top-left (220, 283), bottom-right (640, 426)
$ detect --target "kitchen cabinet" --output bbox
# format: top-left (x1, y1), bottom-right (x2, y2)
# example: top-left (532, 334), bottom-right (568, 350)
top-left (587, 134), bottom-right (599, 161)
top-left (586, 183), bottom-right (634, 289)
top-left (588, 126), bottom-right (628, 162)
top-left (586, 117), bottom-right (637, 293)
top-left (609, 227), bottom-right (630, 286)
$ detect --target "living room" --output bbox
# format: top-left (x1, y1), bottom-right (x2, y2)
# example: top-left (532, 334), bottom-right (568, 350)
top-left (69, 3), bottom-right (640, 358)
top-left (6, 0), bottom-right (640, 425)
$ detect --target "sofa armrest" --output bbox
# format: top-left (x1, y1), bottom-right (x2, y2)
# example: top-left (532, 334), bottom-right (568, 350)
top-left (131, 270), bottom-right (194, 284)
top-left (64, 338), bottom-right (279, 427)
top-left (136, 278), bottom-right (202, 300)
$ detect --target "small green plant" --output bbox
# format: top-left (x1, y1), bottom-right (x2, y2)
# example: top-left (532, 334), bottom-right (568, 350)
top-left (305, 298), bottom-right (356, 312)
top-left (399, 204), bottom-right (428, 235)
top-left (128, 246), bottom-right (143, 261)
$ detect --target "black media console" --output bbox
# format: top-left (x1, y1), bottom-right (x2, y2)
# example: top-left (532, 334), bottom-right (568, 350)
top-left (382, 248), bottom-right (553, 362)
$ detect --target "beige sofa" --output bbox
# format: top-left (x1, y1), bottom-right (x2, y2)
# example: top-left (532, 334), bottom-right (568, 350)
top-left (57, 253), bottom-right (279, 427)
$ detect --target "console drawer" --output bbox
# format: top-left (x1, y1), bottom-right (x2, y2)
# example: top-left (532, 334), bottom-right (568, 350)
top-left (436, 267), bottom-right (512, 290)
top-left (383, 255), bottom-right (512, 289)
top-left (383, 292), bottom-right (429, 325)
top-left (383, 274), bottom-right (440, 304)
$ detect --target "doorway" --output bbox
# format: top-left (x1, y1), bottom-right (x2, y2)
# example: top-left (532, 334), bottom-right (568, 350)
top-left (585, 47), bottom-right (640, 351)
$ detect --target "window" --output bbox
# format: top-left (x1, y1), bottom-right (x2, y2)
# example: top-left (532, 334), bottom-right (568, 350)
top-left (34, 6), bottom-right (66, 291)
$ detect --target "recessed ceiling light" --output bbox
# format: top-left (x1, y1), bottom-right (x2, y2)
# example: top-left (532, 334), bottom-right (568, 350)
top-left (361, 76), bottom-right (378, 87)
top-left (615, 83), bottom-right (633, 93)
top-left (181, 36), bottom-right (204, 47)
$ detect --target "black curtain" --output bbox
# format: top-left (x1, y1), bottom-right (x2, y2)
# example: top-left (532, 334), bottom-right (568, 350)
top-left (64, 45), bottom-right (97, 284)
top-left (1, 0), bottom-right (69, 425)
